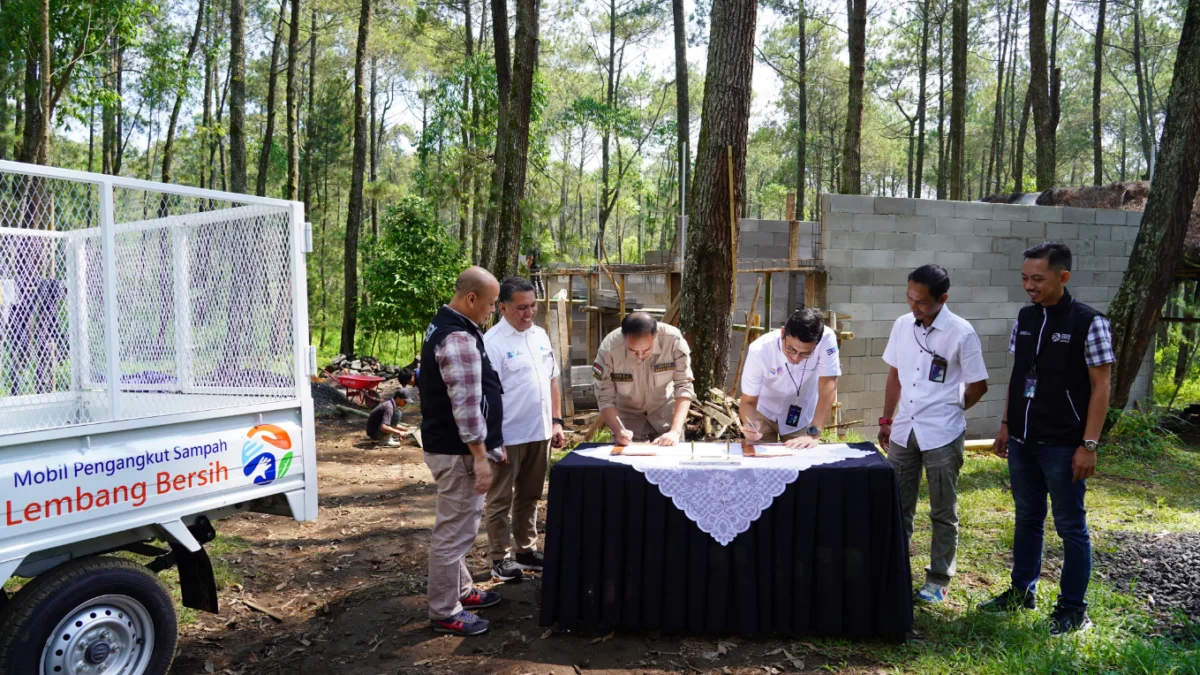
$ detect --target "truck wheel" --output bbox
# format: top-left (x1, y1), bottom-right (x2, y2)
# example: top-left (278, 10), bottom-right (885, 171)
top-left (0, 557), bottom-right (177, 675)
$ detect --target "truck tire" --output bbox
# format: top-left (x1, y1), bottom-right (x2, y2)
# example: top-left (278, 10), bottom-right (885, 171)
top-left (0, 556), bottom-right (177, 675)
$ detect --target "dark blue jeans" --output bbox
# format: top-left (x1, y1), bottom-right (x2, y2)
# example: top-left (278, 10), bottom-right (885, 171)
top-left (1007, 438), bottom-right (1091, 609)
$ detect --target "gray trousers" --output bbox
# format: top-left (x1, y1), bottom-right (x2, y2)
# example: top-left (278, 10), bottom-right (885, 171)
top-left (887, 431), bottom-right (965, 587)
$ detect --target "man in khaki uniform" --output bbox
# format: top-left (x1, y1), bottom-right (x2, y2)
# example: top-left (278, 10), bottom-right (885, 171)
top-left (592, 312), bottom-right (695, 445)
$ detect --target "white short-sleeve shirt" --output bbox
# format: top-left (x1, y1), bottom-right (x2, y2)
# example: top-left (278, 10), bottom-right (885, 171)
top-left (740, 327), bottom-right (842, 435)
top-left (882, 306), bottom-right (989, 450)
top-left (483, 316), bottom-right (561, 446)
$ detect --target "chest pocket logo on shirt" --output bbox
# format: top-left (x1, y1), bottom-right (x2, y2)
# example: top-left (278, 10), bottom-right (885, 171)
top-left (652, 361), bottom-right (674, 387)
top-left (611, 373), bottom-right (634, 382)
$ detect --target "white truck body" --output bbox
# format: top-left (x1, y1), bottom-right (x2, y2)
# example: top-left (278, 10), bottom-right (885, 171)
top-left (0, 159), bottom-right (316, 592)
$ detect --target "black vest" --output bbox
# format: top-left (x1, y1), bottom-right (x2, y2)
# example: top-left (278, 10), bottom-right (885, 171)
top-left (418, 306), bottom-right (504, 455)
top-left (1006, 289), bottom-right (1101, 446)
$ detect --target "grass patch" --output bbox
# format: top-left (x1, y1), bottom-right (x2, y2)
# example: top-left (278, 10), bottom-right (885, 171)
top-left (830, 432), bottom-right (1200, 673)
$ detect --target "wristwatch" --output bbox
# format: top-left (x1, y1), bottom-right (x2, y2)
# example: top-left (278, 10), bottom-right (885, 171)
top-left (1083, 440), bottom-right (1099, 453)
top-left (878, 417), bottom-right (893, 426)
top-left (807, 425), bottom-right (821, 438)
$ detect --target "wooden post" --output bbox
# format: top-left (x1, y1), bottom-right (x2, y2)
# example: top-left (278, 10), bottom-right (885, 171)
top-left (619, 273), bottom-right (626, 317)
top-left (804, 269), bottom-right (827, 310)
top-left (785, 192), bottom-right (796, 221)
top-left (556, 290), bottom-right (575, 416)
top-left (586, 273), bottom-right (597, 362)
top-left (764, 272), bottom-right (773, 329)
top-left (566, 274), bottom-right (574, 358)
top-left (786, 191), bottom-right (800, 266)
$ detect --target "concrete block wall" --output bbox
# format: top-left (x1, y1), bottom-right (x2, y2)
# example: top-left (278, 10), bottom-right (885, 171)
top-left (821, 194), bottom-right (1154, 441)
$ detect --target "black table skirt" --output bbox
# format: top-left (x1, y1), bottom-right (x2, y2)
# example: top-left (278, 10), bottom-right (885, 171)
top-left (539, 442), bottom-right (913, 638)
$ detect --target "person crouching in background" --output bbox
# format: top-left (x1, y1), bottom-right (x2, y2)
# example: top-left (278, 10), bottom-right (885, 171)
top-left (366, 387), bottom-right (412, 447)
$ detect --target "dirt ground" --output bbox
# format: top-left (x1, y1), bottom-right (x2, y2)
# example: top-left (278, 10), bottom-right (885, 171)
top-left (168, 412), bottom-right (877, 675)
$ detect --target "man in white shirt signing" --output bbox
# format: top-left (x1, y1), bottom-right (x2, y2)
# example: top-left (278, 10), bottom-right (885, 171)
top-left (483, 277), bottom-right (567, 584)
top-left (739, 308), bottom-right (841, 448)
top-left (879, 264), bottom-right (989, 604)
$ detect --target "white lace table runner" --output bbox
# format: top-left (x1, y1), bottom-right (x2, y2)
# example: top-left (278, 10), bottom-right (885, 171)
top-left (572, 443), bottom-right (873, 545)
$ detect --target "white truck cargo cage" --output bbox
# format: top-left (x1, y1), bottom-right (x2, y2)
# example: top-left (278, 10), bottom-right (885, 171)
top-left (0, 160), bottom-right (317, 675)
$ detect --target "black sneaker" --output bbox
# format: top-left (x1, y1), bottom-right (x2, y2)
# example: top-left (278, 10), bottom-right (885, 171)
top-left (515, 550), bottom-right (544, 571)
top-left (491, 558), bottom-right (523, 583)
top-left (980, 587), bottom-right (1037, 613)
top-left (1049, 603), bottom-right (1093, 636)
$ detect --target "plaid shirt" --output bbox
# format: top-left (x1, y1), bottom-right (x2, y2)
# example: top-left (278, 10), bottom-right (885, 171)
top-left (435, 329), bottom-right (488, 446)
top-left (1008, 315), bottom-right (1115, 367)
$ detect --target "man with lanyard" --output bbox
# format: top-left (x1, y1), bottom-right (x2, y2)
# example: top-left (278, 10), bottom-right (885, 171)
top-left (739, 308), bottom-right (841, 447)
top-left (418, 267), bottom-right (506, 637)
top-left (593, 312), bottom-right (695, 445)
top-left (878, 264), bottom-right (989, 604)
top-left (983, 242), bottom-right (1112, 636)
top-left (483, 277), bottom-right (567, 583)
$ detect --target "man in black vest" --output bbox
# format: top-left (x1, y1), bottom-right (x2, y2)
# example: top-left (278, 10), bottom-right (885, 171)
top-left (983, 242), bottom-right (1113, 636)
top-left (418, 266), bottom-right (506, 637)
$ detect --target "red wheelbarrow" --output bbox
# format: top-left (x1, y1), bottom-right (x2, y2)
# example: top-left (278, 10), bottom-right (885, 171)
top-left (335, 373), bottom-right (385, 407)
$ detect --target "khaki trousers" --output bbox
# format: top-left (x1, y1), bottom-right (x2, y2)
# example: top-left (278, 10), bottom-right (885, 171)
top-left (756, 416), bottom-right (808, 442)
top-left (424, 452), bottom-right (484, 620)
top-left (484, 439), bottom-right (550, 560)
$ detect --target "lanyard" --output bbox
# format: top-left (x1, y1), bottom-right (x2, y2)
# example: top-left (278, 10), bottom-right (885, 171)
top-left (780, 342), bottom-right (814, 398)
top-left (912, 321), bottom-right (940, 359)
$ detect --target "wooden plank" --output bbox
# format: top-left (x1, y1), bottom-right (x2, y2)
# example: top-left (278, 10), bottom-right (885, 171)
top-left (583, 415), bottom-right (605, 442)
top-left (556, 290), bottom-right (575, 416)
top-left (785, 192), bottom-right (796, 220)
top-left (730, 275), bottom-right (763, 396)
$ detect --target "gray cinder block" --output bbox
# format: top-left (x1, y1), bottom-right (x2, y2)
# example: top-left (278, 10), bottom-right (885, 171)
top-left (934, 217), bottom-right (976, 235)
top-left (1061, 207), bottom-right (1097, 224)
top-left (875, 197), bottom-right (918, 216)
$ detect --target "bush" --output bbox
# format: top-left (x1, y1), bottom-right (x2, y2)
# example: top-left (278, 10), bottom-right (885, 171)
top-left (1105, 407), bottom-right (1179, 460)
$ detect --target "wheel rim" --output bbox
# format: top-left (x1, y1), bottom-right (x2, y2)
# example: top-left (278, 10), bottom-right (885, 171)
top-left (41, 594), bottom-right (156, 675)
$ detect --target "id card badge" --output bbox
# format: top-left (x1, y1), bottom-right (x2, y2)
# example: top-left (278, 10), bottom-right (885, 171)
top-left (929, 355), bottom-right (948, 383)
top-left (786, 405), bottom-right (803, 427)
top-left (1023, 367), bottom-right (1038, 399)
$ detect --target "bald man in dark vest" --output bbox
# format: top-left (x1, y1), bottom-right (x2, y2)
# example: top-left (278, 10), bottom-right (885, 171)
top-left (418, 266), bottom-right (506, 636)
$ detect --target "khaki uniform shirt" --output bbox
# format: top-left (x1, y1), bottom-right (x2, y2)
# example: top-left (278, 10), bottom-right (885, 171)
top-left (592, 323), bottom-right (695, 438)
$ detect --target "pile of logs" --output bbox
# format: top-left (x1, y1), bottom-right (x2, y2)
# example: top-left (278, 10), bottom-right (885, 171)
top-left (323, 354), bottom-right (416, 380)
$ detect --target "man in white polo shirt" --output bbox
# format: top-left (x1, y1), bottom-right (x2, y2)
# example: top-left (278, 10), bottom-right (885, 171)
top-left (879, 264), bottom-right (989, 604)
top-left (739, 308), bottom-right (841, 448)
top-left (483, 277), bottom-right (567, 584)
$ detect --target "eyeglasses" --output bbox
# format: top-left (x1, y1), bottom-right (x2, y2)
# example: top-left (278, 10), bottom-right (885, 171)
top-left (782, 345), bottom-right (815, 359)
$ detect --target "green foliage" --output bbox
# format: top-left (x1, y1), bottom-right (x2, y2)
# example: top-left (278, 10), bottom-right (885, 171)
top-left (1105, 407), bottom-right (1179, 461)
top-left (360, 197), bottom-right (467, 337)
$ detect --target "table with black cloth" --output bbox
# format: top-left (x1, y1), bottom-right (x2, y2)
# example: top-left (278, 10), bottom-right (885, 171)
top-left (539, 442), bottom-right (913, 638)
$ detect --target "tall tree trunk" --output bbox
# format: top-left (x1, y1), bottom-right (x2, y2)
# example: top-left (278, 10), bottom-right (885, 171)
top-left (369, 56), bottom-right (378, 238)
top-left (0, 63), bottom-right (9, 162)
top-left (797, 0), bottom-right (808, 216)
top-left (1014, 83), bottom-right (1031, 191)
top-left (599, 0), bottom-right (617, 245)
top-left (35, 0), bottom-right (49, 165)
top-left (841, 0), bottom-right (866, 194)
top-left (162, 0), bottom-right (206, 189)
top-left (229, 0), bottom-right (247, 193)
top-left (286, 0), bottom-right (301, 200)
top-left (494, 0), bottom-right (540, 279)
top-left (1132, 0), bottom-right (1153, 174)
top-left (673, 0), bottom-right (690, 210)
top-left (1108, 0), bottom-right (1200, 408)
top-left (936, 11), bottom-right (947, 199)
top-left (949, 0), bottom-right (966, 199)
top-left (255, 0), bottom-right (287, 197)
top-left (1092, 0), bottom-right (1106, 185)
top-left (340, 0), bottom-right (371, 357)
top-left (1176, 282), bottom-right (1200, 387)
top-left (201, 5), bottom-right (213, 190)
top-left (101, 35), bottom-right (118, 174)
top-left (679, 0), bottom-right (757, 395)
top-left (479, 0), bottom-right (512, 272)
top-left (303, 8), bottom-right (317, 211)
top-left (1029, 0), bottom-right (1056, 189)
top-left (914, 0), bottom-right (929, 198)
top-left (987, 0), bottom-right (1013, 194)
